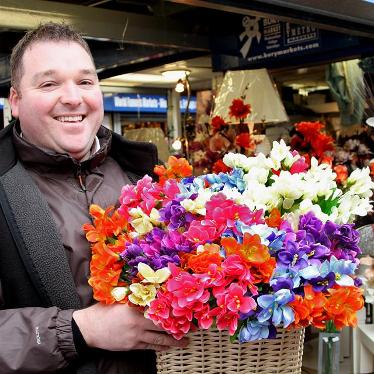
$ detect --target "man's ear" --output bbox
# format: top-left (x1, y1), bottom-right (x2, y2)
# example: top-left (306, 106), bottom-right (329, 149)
top-left (9, 87), bottom-right (20, 118)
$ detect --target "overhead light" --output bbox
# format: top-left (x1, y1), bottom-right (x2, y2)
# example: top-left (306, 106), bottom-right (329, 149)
top-left (161, 69), bottom-right (190, 80)
top-left (175, 79), bottom-right (185, 93)
top-left (171, 139), bottom-right (182, 151)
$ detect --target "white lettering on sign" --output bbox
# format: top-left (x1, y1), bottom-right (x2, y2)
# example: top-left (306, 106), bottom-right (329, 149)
top-left (114, 96), bottom-right (167, 110)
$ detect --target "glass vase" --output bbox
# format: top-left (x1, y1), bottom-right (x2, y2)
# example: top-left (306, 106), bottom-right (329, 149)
top-left (317, 332), bottom-right (340, 374)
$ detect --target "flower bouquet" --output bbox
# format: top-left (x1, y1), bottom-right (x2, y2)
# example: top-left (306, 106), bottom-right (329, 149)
top-left (84, 141), bottom-right (373, 374)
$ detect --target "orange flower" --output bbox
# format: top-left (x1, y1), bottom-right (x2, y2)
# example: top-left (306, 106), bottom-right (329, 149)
top-left (289, 285), bottom-right (328, 329)
top-left (184, 243), bottom-right (223, 273)
top-left (221, 233), bottom-right (270, 265)
top-left (154, 156), bottom-right (193, 185)
top-left (333, 165), bottom-right (349, 184)
top-left (83, 204), bottom-right (130, 244)
top-left (265, 208), bottom-right (282, 228)
top-left (324, 286), bottom-right (364, 330)
top-left (249, 257), bottom-right (276, 284)
top-left (229, 98), bottom-right (251, 121)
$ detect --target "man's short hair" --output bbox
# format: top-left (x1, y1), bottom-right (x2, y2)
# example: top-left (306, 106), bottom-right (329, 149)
top-left (10, 22), bottom-right (94, 91)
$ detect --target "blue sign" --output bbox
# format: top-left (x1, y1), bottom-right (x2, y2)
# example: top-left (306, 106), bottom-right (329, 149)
top-left (211, 15), bottom-right (374, 71)
top-left (0, 98), bottom-right (4, 109)
top-left (103, 93), bottom-right (196, 114)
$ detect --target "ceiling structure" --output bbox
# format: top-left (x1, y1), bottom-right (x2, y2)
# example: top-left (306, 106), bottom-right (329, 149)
top-left (0, 0), bottom-right (374, 96)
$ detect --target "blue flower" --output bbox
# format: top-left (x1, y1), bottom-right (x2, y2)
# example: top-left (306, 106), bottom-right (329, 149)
top-left (239, 320), bottom-right (276, 343)
top-left (257, 289), bottom-right (295, 328)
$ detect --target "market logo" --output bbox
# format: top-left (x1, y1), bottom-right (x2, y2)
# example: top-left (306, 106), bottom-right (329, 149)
top-left (239, 16), bottom-right (262, 59)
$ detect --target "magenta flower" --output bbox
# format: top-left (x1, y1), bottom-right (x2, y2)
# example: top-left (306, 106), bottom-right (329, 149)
top-left (216, 283), bottom-right (256, 314)
top-left (184, 220), bottom-right (220, 244)
top-left (167, 264), bottom-right (208, 307)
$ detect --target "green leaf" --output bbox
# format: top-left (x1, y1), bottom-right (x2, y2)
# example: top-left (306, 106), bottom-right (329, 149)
top-left (316, 191), bottom-right (340, 215)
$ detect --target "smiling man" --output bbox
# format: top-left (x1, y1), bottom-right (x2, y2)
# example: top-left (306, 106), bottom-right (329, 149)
top-left (0, 23), bottom-right (187, 374)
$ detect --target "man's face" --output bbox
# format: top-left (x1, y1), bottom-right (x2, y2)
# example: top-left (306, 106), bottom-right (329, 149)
top-left (9, 41), bottom-right (104, 161)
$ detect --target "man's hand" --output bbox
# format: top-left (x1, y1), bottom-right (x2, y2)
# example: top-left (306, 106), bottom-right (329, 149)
top-left (72, 303), bottom-right (189, 351)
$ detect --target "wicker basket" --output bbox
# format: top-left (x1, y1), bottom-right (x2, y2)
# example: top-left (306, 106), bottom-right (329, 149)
top-left (157, 328), bottom-right (305, 374)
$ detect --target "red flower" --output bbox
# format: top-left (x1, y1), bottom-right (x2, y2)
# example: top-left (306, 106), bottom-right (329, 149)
top-left (235, 132), bottom-right (251, 149)
top-left (229, 98), bottom-right (251, 121)
top-left (211, 115), bottom-right (226, 131)
top-left (295, 121), bottom-right (324, 140)
top-left (212, 159), bottom-right (232, 174)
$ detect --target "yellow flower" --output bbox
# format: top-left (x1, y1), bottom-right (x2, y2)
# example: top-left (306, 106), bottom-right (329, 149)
top-left (138, 263), bottom-right (170, 284)
top-left (128, 283), bottom-right (157, 306)
top-left (129, 207), bottom-right (160, 234)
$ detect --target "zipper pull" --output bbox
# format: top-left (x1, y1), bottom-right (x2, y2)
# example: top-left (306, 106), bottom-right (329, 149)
top-left (76, 167), bottom-right (87, 192)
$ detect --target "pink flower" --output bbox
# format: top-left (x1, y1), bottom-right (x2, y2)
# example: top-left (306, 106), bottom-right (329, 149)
top-left (197, 264), bottom-right (228, 288)
top-left (206, 194), bottom-right (264, 230)
top-left (216, 283), bottom-right (257, 314)
top-left (183, 220), bottom-right (219, 244)
top-left (212, 308), bottom-right (239, 335)
top-left (289, 157), bottom-right (308, 174)
top-left (160, 315), bottom-right (194, 340)
top-left (167, 264), bottom-right (207, 307)
top-left (194, 304), bottom-right (214, 330)
top-left (171, 296), bottom-right (210, 321)
top-left (147, 291), bottom-right (172, 322)
top-left (161, 179), bottom-right (181, 205)
top-left (222, 255), bottom-right (252, 282)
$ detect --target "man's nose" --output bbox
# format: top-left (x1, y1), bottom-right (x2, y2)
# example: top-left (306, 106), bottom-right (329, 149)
top-left (60, 82), bottom-right (83, 106)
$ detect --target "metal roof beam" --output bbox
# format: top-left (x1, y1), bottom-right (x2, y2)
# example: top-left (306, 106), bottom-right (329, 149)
top-left (0, 0), bottom-right (209, 50)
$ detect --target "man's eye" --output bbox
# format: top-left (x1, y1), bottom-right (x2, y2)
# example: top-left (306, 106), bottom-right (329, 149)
top-left (40, 82), bottom-right (56, 88)
top-left (80, 80), bottom-right (93, 85)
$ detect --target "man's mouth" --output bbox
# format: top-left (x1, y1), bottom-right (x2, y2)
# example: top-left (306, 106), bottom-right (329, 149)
top-left (55, 115), bottom-right (85, 123)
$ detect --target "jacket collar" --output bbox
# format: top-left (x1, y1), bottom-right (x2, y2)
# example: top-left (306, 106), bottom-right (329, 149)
top-left (12, 121), bottom-right (112, 174)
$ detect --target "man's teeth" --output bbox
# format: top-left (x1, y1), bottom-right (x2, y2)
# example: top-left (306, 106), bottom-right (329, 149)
top-left (56, 115), bottom-right (84, 122)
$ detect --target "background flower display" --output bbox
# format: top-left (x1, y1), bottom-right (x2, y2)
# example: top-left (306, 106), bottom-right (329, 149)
top-left (84, 142), bottom-right (373, 344)
top-left (290, 121), bottom-right (335, 166)
top-left (191, 98), bottom-right (258, 174)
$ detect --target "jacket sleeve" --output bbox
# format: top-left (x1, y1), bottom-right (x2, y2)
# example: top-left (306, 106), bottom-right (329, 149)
top-left (0, 297), bottom-right (79, 373)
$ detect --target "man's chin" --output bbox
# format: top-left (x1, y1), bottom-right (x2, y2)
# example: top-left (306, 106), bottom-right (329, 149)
top-left (65, 147), bottom-right (91, 162)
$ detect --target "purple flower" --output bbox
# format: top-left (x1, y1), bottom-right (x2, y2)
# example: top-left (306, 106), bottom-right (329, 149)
top-left (161, 230), bottom-right (194, 253)
top-left (151, 254), bottom-right (180, 269)
top-left (121, 240), bottom-right (143, 260)
top-left (271, 277), bottom-right (294, 291)
top-left (277, 241), bottom-right (308, 270)
top-left (302, 243), bottom-right (330, 260)
top-left (324, 221), bottom-right (361, 260)
top-left (298, 212), bottom-right (323, 241)
top-left (307, 272), bottom-right (335, 292)
top-left (159, 201), bottom-right (194, 230)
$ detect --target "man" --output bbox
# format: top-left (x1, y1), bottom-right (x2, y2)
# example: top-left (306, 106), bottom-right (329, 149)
top-left (0, 22), bottom-right (188, 374)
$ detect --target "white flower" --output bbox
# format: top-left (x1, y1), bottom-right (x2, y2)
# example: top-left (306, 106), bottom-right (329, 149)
top-left (335, 193), bottom-right (373, 223)
top-left (302, 159), bottom-right (338, 200)
top-left (222, 152), bottom-right (250, 170)
top-left (180, 189), bottom-right (213, 215)
top-left (243, 167), bottom-right (270, 184)
top-left (269, 140), bottom-right (291, 169)
top-left (270, 171), bottom-right (305, 210)
top-left (111, 286), bottom-right (129, 302)
top-left (346, 167), bottom-right (374, 198)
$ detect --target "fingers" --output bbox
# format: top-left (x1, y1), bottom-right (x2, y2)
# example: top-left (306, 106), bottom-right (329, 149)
top-left (140, 331), bottom-right (189, 350)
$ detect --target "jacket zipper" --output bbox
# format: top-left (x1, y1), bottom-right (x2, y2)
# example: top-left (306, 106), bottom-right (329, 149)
top-left (76, 166), bottom-right (91, 215)
top-left (76, 165), bottom-right (87, 191)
